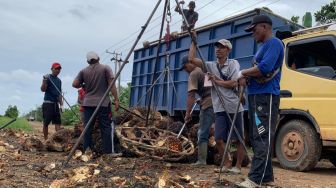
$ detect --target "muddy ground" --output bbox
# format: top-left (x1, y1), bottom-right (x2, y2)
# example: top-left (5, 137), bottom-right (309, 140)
top-left (0, 121), bottom-right (335, 188)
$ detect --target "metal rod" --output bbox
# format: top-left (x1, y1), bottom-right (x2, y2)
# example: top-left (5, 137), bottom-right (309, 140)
top-left (205, 63), bottom-right (251, 162)
top-left (117, 70), bottom-right (166, 126)
top-left (0, 119), bottom-right (16, 131)
top-left (174, 0), bottom-right (251, 167)
top-left (63, 0), bottom-right (163, 167)
top-left (177, 98), bottom-right (199, 138)
top-left (145, 0), bottom-right (169, 127)
top-left (111, 102), bottom-right (146, 121)
top-left (47, 75), bottom-right (81, 121)
top-left (218, 86), bottom-right (245, 180)
top-left (111, 120), bottom-right (115, 153)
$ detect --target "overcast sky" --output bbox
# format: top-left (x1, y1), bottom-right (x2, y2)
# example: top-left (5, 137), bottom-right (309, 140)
top-left (0, 0), bottom-right (331, 116)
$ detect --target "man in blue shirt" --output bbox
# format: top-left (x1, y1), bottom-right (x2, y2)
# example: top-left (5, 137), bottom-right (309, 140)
top-left (236, 15), bottom-right (284, 188)
top-left (40, 62), bottom-right (63, 140)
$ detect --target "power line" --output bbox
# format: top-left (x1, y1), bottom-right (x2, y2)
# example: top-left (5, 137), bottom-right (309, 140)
top-left (105, 0), bottom-right (217, 54)
top-left (104, 2), bottom-right (178, 52)
top-left (140, 0), bottom-right (217, 42)
top-left (198, 0), bottom-right (281, 25)
top-left (197, 0), bottom-right (235, 24)
top-left (121, 0), bottom-right (282, 52)
top-left (117, 0), bottom-right (218, 53)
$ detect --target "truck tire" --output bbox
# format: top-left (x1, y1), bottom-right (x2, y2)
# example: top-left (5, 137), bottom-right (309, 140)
top-left (275, 120), bottom-right (321, 171)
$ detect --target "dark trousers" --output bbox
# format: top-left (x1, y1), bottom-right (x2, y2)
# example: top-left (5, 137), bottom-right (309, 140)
top-left (247, 94), bottom-right (280, 184)
top-left (83, 106), bottom-right (112, 154)
top-left (42, 102), bottom-right (61, 126)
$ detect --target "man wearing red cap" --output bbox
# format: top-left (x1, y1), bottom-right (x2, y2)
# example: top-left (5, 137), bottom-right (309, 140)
top-left (40, 62), bottom-right (63, 140)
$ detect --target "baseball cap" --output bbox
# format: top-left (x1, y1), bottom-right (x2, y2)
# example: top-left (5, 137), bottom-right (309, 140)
top-left (86, 51), bottom-right (99, 62)
top-left (188, 1), bottom-right (195, 8)
top-left (215, 39), bottom-right (232, 50)
top-left (178, 55), bottom-right (189, 71)
top-left (51, 62), bottom-right (61, 69)
top-left (245, 15), bottom-right (273, 32)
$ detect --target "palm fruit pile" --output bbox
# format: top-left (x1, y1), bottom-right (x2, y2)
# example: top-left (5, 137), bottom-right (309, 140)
top-left (46, 128), bottom-right (73, 152)
top-left (164, 136), bottom-right (183, 152)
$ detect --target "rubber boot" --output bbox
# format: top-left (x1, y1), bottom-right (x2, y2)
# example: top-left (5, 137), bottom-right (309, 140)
top-left (194, 142), bottom-right (208, 165)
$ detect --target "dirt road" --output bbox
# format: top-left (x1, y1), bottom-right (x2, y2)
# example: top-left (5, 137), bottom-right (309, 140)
top-left (29, 121), bottom-right (56, 137)
top-left (0, 121), bottom-right (334, 187)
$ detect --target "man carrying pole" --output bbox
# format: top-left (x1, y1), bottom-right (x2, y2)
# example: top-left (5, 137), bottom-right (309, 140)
top-left (72, 51), bottom-right (119, 154)
top-left (178, 31), bottom-right (214, 165)
top-left (206, 40), bottom-right (246, 174)
top-left (236, 15), bottom-right (284, 187)
top-left (174, 1), bottom-right (198, 31)
top-left (40, 62), bottom-right (64, 140)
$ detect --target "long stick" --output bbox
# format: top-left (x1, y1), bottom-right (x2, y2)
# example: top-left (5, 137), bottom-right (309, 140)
top-left (111, 102), bottom-right (146, 121)
top-left (218, 86), bottom-right (245, 180)
top-left (145, 0), bottom-right (169, 127)
top-left (177, 99), bottom-right (199, 138)
top-left (0, 119), bottom-right (16, 131)
top-left (63, 0), bottom-right (163, 167)
top-left (47, 75), bottom-right (80, 121)
top-left (174, 0), bottom-right (251, 165)
top-left (111, 119), bottom-right (115, 153)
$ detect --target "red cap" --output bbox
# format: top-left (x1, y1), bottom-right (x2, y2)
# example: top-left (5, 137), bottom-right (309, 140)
top-left (51, 62), bottom-right (62, 69)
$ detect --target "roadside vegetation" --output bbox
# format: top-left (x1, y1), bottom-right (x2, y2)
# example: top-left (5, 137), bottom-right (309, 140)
top-left (0, 116), bottom-right (33, 132)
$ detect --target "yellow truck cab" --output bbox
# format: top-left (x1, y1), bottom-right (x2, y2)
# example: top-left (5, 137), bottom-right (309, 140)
top-left (275, 23), bottom-right (336, 171)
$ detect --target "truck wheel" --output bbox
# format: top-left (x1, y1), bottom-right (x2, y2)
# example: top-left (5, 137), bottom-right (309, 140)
top-left (275, 120), bottom-right (321, 171)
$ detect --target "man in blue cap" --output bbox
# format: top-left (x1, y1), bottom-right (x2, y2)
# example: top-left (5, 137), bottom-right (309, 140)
top-left (179, 32), bottom-right (214, 165)
top-left (236, 14), bottom-right (284, 188)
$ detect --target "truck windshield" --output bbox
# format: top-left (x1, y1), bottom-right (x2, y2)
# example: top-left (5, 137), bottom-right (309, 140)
top-left (287, 38), bottom-right (336, 80)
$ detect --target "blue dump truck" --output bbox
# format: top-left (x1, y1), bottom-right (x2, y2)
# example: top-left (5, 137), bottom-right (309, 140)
top-left (130, 8), bottom-right (302, 118)
top-left (129, 8), bottom-right (336, 172)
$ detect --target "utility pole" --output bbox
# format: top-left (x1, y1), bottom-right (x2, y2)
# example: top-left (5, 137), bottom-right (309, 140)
top-left (106, 50), bottom-right (122, 93)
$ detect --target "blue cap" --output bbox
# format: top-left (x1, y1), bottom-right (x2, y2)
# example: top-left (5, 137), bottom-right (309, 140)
top-left (178, 55), bottom-right (189, 71)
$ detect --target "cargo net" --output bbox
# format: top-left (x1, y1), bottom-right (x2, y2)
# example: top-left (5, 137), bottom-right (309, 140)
top-left (115, 108), bottom-right (194, 162)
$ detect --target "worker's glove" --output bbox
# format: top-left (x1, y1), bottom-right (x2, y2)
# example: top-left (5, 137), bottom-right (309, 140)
top-left (43, 74), bottom-right (49, 80)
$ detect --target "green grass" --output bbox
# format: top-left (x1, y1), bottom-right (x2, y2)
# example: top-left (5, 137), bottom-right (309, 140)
top-left (0, 116), bottom-right (33, 132)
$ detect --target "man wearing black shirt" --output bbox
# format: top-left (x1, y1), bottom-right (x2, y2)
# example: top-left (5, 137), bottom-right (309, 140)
top-left (40, 62), bottom-right (63, 140)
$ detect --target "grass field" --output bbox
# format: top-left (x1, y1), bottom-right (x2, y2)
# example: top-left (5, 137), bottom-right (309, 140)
top-left (0, 116), bottom-right (33, 132)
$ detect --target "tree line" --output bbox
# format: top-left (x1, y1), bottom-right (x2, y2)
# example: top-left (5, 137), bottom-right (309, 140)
top-left (6, 83), bottom-right (131, 126)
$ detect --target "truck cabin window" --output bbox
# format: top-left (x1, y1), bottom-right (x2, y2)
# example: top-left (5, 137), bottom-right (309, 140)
top-left (287, 39), bottom-right (336, 80)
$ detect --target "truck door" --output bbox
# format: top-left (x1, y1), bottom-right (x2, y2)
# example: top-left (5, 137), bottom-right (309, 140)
top-left (281, 35), bottom-right (336, 141)
top-left (276, 34), bottom-right (336, 171)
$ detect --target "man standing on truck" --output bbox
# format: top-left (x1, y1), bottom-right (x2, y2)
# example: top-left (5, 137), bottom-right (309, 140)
top-left (40, 62), bottom-right (64, 140)
top-left (206, 39), bottom-right (246, 174)
top-left (179, 31), bottom-right (214, 165)
top-left (72, 51), bottom-right (119, 154)
top-left (175, 1), bottom-right (198, 31)
top-left (236, 15), bottom-right (284, 187)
